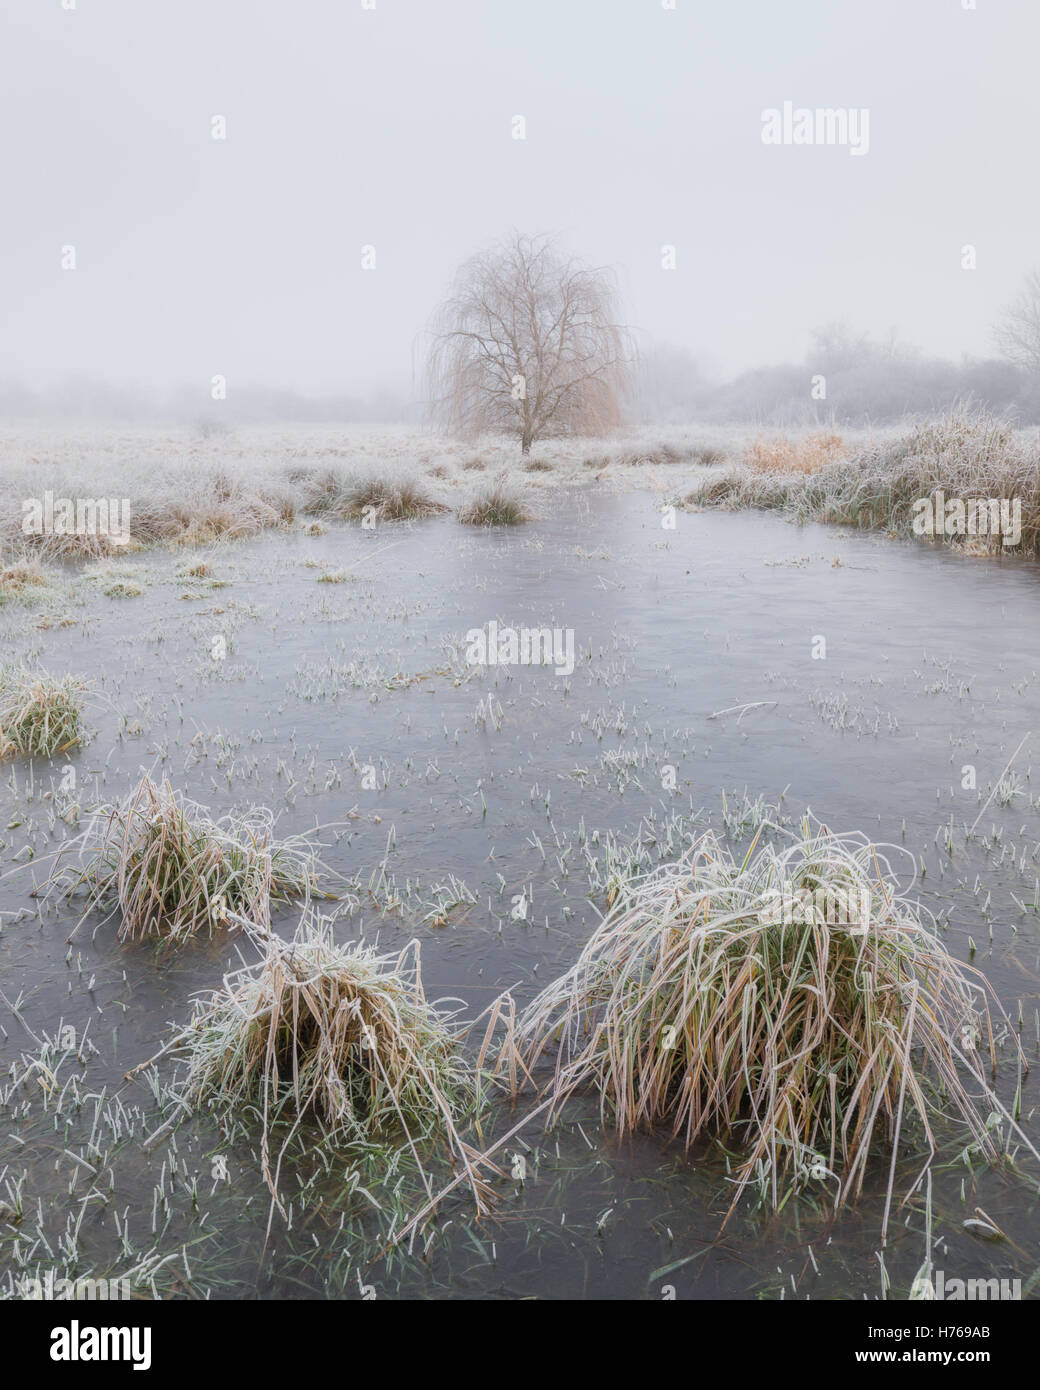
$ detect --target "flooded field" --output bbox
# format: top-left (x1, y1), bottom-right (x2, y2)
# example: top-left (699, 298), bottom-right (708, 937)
top-left (2, 488), bottom-right (1039, 1300)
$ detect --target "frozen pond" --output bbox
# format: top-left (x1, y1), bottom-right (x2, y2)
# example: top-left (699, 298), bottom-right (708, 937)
top-left (2, 490), bottom-right (1039, 1299)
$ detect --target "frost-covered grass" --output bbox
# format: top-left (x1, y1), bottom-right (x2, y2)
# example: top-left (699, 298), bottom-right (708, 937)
top-left (0, 666), bottom-right (89, 760)
top-left (297, 470), bottom-right (446, 521)
top-left (457, 483), bottom-right (531, 526)
top-left (83, 562), bottom-right (145, 598)
top-left (0, 558), bottom-right (50, 606)
top-left (173, 912), bottom-right (487, 1212)
top-left (50, 774), bottom-right (328, 944)
top-left (689, 411), bottom-right (1040, 555)
top-left (0, 422), bottom-right (759, 560)
top-left (743, 430), bottom-right (847, 474)
top-left (497, 820), bottom-right (1033, 1233)
top-left (4, 417), bottom-right (1035, 561)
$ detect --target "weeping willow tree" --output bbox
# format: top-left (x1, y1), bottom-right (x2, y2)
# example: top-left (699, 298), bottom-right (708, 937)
top-left (426, 233), bottom-right (636, 453)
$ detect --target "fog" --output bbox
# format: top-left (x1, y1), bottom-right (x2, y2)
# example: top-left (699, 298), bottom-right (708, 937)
top-left (2, 0), bottom-right (1038, 420)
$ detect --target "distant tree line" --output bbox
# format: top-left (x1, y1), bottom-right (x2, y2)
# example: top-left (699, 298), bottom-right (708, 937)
top-left (638, 272), bottom-right (1040, 427)
top-left (637, 333), bottom-right (1040, 428)
top-left (6, 262), bottom-right (1040, 433)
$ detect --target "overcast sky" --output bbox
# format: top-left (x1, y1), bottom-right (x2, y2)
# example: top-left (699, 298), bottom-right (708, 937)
top-left (2, 0), bottom-right (1038, 401)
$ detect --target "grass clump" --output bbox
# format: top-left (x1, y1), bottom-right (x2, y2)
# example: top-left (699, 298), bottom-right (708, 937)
top-left (0, 667), bottom-right (88, 759)
top-left (793, 411), bottom-right (1039, 552)
top-left (300, 471), bottom-right (445, 522)
top-left (84, 563), bottom-right (144, 598)
top-left (691, 445), bottom-right (728, 466)
top-left (690, 411), bottom-right (1040, 555)
top-left (22, 529), bottom-right (120, 562)
top-left (174, 558), bottom-right (229, 594)
top-left (173, 912), bottom-right (492, 1212)
top-left (180, 918), bottom-right (469, 1141)
top-left (11, 477), bottom-right (297, 559)
top-left (343, 478), bottom-right (446, 521)
top-left (618, 441), bottom-right (686, 466)
top-left (501, 820), bottom-right (1030, 1232)
top-left (55, 775), bottom-right (326, 944)
top-left (116, 471), bottom-right (294, 549)
top-left (151, 484), bottom-right (295, 546)
top-left (685, 470), bottom-right (793, 512)
top-left (0, 558), bottom-right (50, 604)
top-left (744, 431), bottom-right (845, 474)
top-left (457, 485), bottom-right (531, 526)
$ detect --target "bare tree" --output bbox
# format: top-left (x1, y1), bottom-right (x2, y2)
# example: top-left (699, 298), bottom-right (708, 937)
top-left (807, 319), bottom-right (875, 373)
top-left (994, 270), bottom-right (1040, 372)
top-left (426, 233), bottom-right (635, 453)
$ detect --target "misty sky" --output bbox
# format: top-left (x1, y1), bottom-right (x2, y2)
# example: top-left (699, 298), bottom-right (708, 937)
top-left (2, 0), bottom-right (1038, 401)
